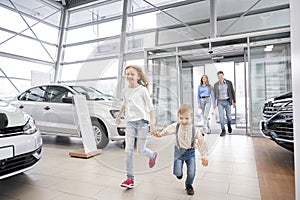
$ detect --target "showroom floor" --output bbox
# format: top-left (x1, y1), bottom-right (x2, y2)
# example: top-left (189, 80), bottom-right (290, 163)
top-left (0, 129), bottom-right (294, 200)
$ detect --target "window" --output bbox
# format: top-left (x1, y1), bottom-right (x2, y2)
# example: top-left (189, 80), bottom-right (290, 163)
top-left (47, 86), bottom-right (73, 103)
top-left (18, 86), bottom-right (47, 102)
top-left (68, 1), bottom-right (122, 27)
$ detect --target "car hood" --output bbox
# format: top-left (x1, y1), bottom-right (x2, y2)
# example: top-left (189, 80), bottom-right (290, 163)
top-left (0, 101), bottom-right (25, 128)
top-left (274, 92), bottom-right (292, 101)
top-left (88, 99), bottom-right (123, 109)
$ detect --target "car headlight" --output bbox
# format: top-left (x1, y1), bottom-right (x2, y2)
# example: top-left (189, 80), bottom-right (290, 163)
top-left (23, 114), bottom-right (37, 134)
top-left (110, 110), bottom-right (124, 119)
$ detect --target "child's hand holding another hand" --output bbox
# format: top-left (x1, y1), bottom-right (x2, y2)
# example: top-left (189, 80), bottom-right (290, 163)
top-left (154, 132), bottom-right (161, 137)
top-left (201, 158), bottom-right (208, 167)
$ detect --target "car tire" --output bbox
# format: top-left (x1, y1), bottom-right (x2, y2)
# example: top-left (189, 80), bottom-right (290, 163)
top-left (91, 119), bottom-right (109, 149)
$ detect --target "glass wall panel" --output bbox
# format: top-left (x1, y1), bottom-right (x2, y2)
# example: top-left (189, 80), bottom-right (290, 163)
top-left (129, 0), bottom-right (192, 12)
top-left (64, 38), bottom-right (120, 62)
top-left (147, 57), bottom-right (178, 129)
top-left (128, 1), bottom-right (209, 31)
top-left (218, 9), bottom-right (290, 36)
top-left (158, 23), bottom-right (210, 45)
top-left (0, 57), bottom-right (53, 98)
top-left (217, 0), bottom-right (289, 16)
top-left (60, 58), bottom-right (119, 95)
top-left (0, 4), bottom-right (59, 64)
top-left (128, 12), bottom-right (158, 31)
top-left (249, 43), bottom-right (291, 135)
top-left (37, 10), bottom-right (61, 27)
top-left (69, 1), bottom-right (123, 27)
top-left (192, 65), bottom-right (204, 126)
top-left (0, 30), bottom-right (14, 43)
top-left (0, 78), bottom-right (30, 99)
top-left (59, 63), bottom-right (82, 81)
top-left (0, 35), bottom-right (56, 62)
top-left (156, 1), bottom-right (209, 27)
top-left (126, 32), bottom-right (156, 52)
top-left (22, 17), bottom-right (60, 44)
top-left (235, 62), bottom-right (248, 128)
top-left (181, 61), bottom-right (193, 104)
top-left (0, 57), bottom-right (54, 79)
top-left (0, 0), bottom-right (61, 26)
top-left (0, 6), bottom-right (29, 32)
top-left (66, 20), bottom-right (121, 44)
top-left (124, 59), bottom-right (144, 66)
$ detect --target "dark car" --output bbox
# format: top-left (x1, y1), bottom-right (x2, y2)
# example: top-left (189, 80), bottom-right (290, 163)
top-left (260, 92), bottom-right (293, 151)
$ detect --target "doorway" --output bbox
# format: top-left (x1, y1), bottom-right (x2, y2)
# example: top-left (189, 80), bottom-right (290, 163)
top-left (180, 56), bottom-right (248, 135)
top-left (145, 34), bottom-right (291, 136)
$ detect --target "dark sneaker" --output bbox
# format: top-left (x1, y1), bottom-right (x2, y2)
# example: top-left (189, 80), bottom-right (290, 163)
top-left (121, 178), bottom-right (134, 189)
top-left (176, 175), bottom-right (183, 180)
top-left (149, 152), bottom-right (158, 168)
top-left (220, 130), bottom-right (226, 137)
top-left (185, 184), bottom-right (194, 195)
top-left (228, 124), bottom-right (232, 133)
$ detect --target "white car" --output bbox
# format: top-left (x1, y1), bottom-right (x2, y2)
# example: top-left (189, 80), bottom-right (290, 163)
top-left (9, 84), bottom-right (126, 149)
top-left (0, 100), bottom-right (42, 180)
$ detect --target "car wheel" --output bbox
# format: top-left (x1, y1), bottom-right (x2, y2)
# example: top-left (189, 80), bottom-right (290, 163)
top-left (91, 119), bottom-right (109, 149)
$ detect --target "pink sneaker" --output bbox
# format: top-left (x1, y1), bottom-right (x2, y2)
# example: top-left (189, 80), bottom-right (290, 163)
top-left (149, 152), bottom-right (158, 168)
top-left (121, 178), bottom-right (134, 189)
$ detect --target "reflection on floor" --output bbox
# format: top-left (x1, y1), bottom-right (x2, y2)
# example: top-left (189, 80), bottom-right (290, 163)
top-left (0, 134), bottom-right (294, 200)
top-left (253, 137), bottom-right (295, 200)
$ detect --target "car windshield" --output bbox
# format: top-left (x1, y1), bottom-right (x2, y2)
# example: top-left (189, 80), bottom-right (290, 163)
top-left (70, 86), bottom-right (114, 101)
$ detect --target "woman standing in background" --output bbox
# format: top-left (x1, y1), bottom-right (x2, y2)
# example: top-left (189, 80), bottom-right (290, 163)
top-left (197, 75), bottom-right (215, 133)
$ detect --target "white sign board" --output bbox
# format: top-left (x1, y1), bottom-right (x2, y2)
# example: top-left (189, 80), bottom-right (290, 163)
top-left (31, 71), bottom-right (51, 86)
top-left (73, 95), bottom-right (97, 153)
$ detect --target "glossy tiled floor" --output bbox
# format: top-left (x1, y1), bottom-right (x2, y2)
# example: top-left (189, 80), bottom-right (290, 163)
top-left (0, 130), bottom-right (294, 200)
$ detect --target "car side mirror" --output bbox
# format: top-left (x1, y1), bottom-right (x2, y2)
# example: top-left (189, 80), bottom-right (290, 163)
top-left (0, 113), bottom-right (8, 129)
top-left (62, 97), bottom-right (73, 104)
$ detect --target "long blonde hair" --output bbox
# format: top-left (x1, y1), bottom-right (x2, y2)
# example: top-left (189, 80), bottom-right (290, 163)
top-left (125, 65), bottom-right (149, 88)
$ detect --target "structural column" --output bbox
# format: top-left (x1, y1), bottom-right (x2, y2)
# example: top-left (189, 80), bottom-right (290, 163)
top-left (290, 0), bottom-right (300, 199)
top-left (116, 0), bottom-right (129, 98)
top-left (210, 0), bottom-right (217, 38)
top-left (54, 7), bottom-right (68, 83)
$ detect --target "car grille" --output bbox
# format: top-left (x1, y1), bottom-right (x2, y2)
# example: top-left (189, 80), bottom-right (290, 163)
top-left (262, 99), bottom-right (293, 119)
top-left (0, 147), bottom-right (41, 177)
top-left (269, 122), bottom-right (293, 140)
top-left (262, 97), bottom-right (293, 141)
top-left (0, 126), bottom-right (23, 138)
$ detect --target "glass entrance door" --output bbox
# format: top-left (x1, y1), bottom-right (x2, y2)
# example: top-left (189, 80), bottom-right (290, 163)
top-left (146, 42), bottom-right (291, 137)
top-left (147, 56), bottom-right (179, 130)
top-left (249, 43), bottom-right (291, 136)
top-left (180, 56), bottom-right (248, 135)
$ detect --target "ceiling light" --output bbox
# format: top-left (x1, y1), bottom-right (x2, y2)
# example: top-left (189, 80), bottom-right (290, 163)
top-left (212, 55), bottom-right (224, 60)
top-left (264, 45), bottom-right (273, 52)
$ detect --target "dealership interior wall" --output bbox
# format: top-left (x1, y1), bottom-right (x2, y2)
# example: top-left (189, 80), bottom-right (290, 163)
top-left (0, 0), bottom-right (299, 199)
top-left (290, 0), bottom-right (299, 199)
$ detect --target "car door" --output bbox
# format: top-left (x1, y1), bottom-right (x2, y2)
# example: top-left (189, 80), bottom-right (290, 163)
top-left (16, 86), bottom-right (48, 130)
top-left (43, 86), bottom-right (78, 135)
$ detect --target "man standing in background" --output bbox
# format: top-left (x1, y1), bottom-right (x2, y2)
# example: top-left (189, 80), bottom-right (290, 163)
top-left (214, 71), bottom-right (236, 136)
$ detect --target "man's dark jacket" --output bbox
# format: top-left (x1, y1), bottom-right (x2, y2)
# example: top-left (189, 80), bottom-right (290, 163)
top-left (213, 79), bottom-right (236, 105)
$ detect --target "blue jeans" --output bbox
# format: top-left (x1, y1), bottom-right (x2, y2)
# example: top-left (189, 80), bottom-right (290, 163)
top-left (217, 100), bottom-right (232, 131)
top-left (200, 97), bottom-right (211, 129)
top-left (173, 147), bottom-right (196, 185)
top-left (125, 120), bottom-right (155, 181)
